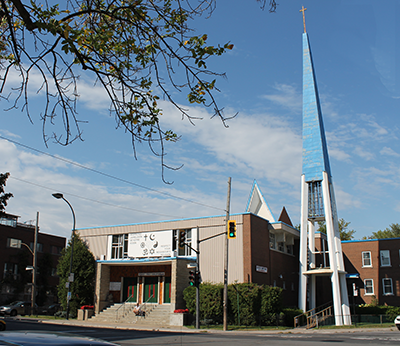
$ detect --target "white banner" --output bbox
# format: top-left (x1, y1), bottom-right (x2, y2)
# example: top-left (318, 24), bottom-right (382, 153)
top-left (128, 230), bottom-right (172, 258)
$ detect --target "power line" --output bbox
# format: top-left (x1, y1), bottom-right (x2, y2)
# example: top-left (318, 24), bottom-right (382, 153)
top-left (10, 176), bottom-right (187, 219)
top-left (0, 135), bottom-right (225, 212)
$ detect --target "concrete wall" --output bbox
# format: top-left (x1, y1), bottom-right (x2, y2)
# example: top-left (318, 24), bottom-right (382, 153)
top-left (172, 258), bottom-right (195, 311)
top-left (94, 262), bottom-right (110, 313)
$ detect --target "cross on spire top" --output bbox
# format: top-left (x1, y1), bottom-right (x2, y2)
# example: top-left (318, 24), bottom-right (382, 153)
top-left (300, 6), bottom-right (307, 33)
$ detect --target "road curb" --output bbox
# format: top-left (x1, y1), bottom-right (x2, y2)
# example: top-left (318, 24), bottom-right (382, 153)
top-left (10, 317), bottom-right (399, 335)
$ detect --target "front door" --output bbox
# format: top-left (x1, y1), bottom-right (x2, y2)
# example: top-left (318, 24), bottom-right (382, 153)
top-left (123, 277), bottom-right (137, 302)
top-left (144, 276), bottom-right (158, 303)
top-left (164, 277), bottom-right (171, 303)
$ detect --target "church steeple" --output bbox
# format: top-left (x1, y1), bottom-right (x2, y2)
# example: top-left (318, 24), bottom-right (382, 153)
top-left (298, 10), bottom-right (351, 327)
top-left (302, 32), bottom-right (332, 183)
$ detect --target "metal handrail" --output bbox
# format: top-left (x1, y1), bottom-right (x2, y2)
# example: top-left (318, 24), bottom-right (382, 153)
top-left (115, 294), bottom-right (155, 320)
top-left (141, 294), bottom-right (156, 315)
top-left (115, 296), bottom-right (136, 320)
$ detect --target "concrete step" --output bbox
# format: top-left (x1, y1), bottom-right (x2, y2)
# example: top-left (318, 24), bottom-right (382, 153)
top-left (89, 303), bottom-right (173, 325)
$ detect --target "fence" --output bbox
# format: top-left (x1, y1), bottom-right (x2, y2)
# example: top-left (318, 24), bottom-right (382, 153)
top-left (306, 314), bottom-right (394, 328)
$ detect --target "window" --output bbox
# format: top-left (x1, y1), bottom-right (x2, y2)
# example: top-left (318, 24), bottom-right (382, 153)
top-left (277, 242), bottom-right (284, 252)
top-left (173, 229), bottom-right (192, 256)
top-left (362, 251), bottom-right (372, 267)
top-left (3, 263), bottom-right (18, 280)
top-left (382, 278), bottom-right (393, 295)
top-left (291, 282), bottom-right (295, 291)
top-left (269, 233), bottom-right (276, 250)
top-left (7, 238), bottom-right (21, 248)
top-left (273, 280), bottom-right (276, 287)
top-left (286, 245), bottom-right (294, 255)
top-left (380, 250), bottom-right (391, 267)
top-left (30, 242), bottom-right (43, 253)
top-left (111, 234), bottom-right (128, 259)
top-left (364, 279), bottom-right (374, 295)
top-left (51, 268), bottom-right (58, 276)
top-left (51, 246), bottom-right (63, 255)
top-left (282, 281), bottom-right (286, 290)
top-left (0, 217), bottom-right (17, 227)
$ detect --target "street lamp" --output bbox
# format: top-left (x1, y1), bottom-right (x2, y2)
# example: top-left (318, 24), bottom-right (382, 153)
top-left (52, 193), bottom-right (76, 320)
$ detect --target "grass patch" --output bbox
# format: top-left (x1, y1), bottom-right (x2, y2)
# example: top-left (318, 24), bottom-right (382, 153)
top-left (25, 315), bottom-right (76, 320)
top-left (317, 322), bottom-right (395, 329)
top-left (186, 323), bottom-right (396, 331)
top-left (185, 324), bottom-right (290, 331)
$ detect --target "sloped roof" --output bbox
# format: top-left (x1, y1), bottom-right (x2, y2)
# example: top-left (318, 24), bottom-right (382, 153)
top-left (278, 206), bottom-right (293, 227)
top-left (245, 180), bottom-right (275, 222)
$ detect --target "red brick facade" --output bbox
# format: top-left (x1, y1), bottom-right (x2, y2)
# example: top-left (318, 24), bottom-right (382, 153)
top-left (0, 214), bottom-right (66, 305)
top-left (242, 214), bottom-right (299, 307)
top-left (342, 238), bottom-right (400, 306)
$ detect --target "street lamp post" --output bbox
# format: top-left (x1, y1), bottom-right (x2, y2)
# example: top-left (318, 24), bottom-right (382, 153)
top-left (52, 193), bottom-right (76, 320)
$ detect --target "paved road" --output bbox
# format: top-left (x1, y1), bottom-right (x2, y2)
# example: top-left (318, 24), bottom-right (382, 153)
top-left (3, 318), bottom-right (400, 345)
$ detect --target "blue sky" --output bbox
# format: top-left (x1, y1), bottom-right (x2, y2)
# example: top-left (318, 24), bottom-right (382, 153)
top-left (1, 1), bottom-right (399, 239)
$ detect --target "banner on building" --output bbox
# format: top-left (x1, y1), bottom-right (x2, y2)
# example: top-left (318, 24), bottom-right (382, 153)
top-left (128, 230), bottom-right (172, 258)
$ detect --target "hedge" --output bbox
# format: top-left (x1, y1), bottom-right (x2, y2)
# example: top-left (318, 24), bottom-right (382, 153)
top-left (183, 282), bottom-right (287, 326)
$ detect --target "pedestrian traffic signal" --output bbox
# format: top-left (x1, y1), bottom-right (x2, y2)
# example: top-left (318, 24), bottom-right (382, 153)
top-left (179, 230), bottom-right (186, 249)
top-left (189, 270), bottom-right (195, 286)
top-left (227, 220), bottom-right (236, 239)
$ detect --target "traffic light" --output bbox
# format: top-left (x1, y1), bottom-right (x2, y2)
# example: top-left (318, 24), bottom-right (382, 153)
top-left (189, 270), bottom-right (195, 286)
top-left (227, 220), bottom-right (236, 239)
top-left (179, 230), bottom-right (186, 249)
top-left (194, 271), bottom-right (201, 287)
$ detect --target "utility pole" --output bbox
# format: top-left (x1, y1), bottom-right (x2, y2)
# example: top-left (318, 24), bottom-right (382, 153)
top-left (31, 212), bottom-right (38, 315)
top-left (223, 177), bottom-right (231, 331)
top-left (196, 226), bottom-right (200, 330)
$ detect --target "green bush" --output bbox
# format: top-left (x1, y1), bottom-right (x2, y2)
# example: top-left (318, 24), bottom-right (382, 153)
top-left (183, 286), bottom-right (196, 315)
top-left (259, 286), bottom-right (283, 325)
top-left (183, 283), bottom-right (224, 323)
top-left (199, 283), bottom-right (224, 323)
top-left (184, 282), bottom-right (285, 326)
top-left (282, 307), bottom-right (303, 327)
top-left (355, 304), bottom-right (388, 315)
top-left (228, 283), bottom-right (261, 326)
top-left (386, 306), bottom-right (400, 321)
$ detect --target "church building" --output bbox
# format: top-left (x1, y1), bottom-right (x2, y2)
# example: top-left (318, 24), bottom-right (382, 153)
top-left (78, 181), bottom-right (300, 314)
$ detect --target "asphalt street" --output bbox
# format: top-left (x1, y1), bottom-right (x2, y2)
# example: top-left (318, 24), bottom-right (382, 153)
top-left (3, 318), bottom-right (400, 345)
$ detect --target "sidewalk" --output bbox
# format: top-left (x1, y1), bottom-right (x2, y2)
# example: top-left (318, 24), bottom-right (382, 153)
top-left (16, 316), bottom-right (399, 335)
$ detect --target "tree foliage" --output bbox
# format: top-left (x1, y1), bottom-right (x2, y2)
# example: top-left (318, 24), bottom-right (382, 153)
top-left (57, 232), bottom-right (95, 316)
top-left (369, 223), bottom-right (400, 239)
top-left (0, 172), bottom-right (13, 216)
top-left (0, 0), bottom-right (276, 182)
top-left (317, 218), bottom-right (356, 241)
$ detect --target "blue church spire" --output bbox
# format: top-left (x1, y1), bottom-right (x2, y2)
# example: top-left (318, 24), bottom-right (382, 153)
top-left (302, 32), bottom-right (332, 183)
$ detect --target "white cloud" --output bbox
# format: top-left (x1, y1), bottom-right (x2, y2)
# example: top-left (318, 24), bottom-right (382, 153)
top-left (160, 102), bottom-right (302, 189)
top-left (75, 77), bottom-right (111, 112)
top-left (329, 147), bottom-right (352, 162)
top-left (353, 146), bottom-right (374, 161)
top-left (0, 137), bottom-right (226, 238)
top-left (380, 146), bottom-right (400, 157)
top-left (262, 84), bottom-right (302, 114)
top-left (334, 187), bottom-right (362, 210)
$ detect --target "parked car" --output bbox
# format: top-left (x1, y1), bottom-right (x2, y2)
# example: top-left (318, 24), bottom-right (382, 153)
top-left (0, 331), bottom-right (117, 345)
top-left (0, 301), bottom-right (33, 316)
top-left (0, 319), bottom-right (5, 331)
top-left (40, 303), bottom-right (61, 316)
top-left (395, 315), bottom-right (400, 330)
